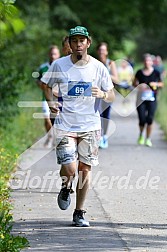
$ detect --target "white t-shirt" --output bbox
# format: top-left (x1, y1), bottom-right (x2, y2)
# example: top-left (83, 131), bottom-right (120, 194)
top-left (41, 55), bottom-right (113, 132)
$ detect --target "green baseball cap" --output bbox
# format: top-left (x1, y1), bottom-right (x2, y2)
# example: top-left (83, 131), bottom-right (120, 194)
top-left (69, 26), bottom-right (89, 38)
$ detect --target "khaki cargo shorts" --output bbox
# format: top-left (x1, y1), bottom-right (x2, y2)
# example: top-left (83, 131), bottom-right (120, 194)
top-left (54, 129), bottom-right (101, 166)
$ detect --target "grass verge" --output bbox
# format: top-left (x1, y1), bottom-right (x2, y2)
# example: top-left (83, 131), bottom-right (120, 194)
top-left (0, 85), bottom-right (44, 251)
top-left (156, 84), bottom-right (167, 140)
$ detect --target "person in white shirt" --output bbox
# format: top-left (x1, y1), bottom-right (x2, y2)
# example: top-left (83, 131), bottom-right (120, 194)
top-left (41, 26), bottom-right (115, 227)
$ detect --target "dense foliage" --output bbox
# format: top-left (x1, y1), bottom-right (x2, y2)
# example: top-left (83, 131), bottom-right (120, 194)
top-left (14, 0), bottom-right (167, 58)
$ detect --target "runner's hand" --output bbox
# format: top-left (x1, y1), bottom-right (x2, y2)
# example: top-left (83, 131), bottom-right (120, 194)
top-left (91, 87), bottom-right (104, 98)
top-left (49, 102), bottom-right (62, 115)
top-left (149, 82), bottom-right (158, 90)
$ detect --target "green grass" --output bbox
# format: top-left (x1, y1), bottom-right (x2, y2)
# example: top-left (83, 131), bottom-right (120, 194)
top-left (156, 84), bottom-right (167, 140)
top-left (2, 84), bottom-right (45, 153)
top-left (0, 84), bottom-right (44, 251)
top-left (155, 60), bottom-right (167, 139)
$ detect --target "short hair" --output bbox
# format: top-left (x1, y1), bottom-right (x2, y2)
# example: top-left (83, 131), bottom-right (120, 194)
top-left (48, 45), bottom-right (59, 52)
top-left (143, 53), bottom-right (152, 60)
top-left (96, 42), bottom-right (108, 51)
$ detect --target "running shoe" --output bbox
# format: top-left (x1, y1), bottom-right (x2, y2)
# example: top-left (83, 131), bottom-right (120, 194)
top-left (145, 138), bottom-right (152, 147)
top-left (103, 135), bottom-right (108, 148)
top-left (57, 187), bottom-right (71, 210)
top-left (137, 135), bottom-right (145, 145)
top-left (72, 209), bottom-right (90, 227)
top-left (99, 135), bottom-right (108, 149)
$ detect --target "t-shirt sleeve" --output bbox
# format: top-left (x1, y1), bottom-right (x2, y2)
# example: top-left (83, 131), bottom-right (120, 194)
top-left (37, 64), bottom-right (49, 81)
top-left (37, 67), bottom-right (43, 81)
top-left (41, 62), bottom-right (59, 88)
top-left (100, 65), bottom-right (114, 91)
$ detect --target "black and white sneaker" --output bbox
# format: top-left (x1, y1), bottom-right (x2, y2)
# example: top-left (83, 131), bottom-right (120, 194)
top-left (72, 209), bottom-right (90, 227)
top-left (57, 187), bottom-right (71, 210)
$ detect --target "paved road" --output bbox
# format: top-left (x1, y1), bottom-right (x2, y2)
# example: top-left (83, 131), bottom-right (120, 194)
top-left (12, 94), bottom-right (167, 251)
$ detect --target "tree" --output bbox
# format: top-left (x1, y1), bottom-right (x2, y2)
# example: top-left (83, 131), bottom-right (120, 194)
top-left (135, 0), bottom-right (167, 58)
top-left (60, 0), bottom-right (167, 58)
top-left (0, 0), bottom-right (25, 47)
top-left (0, 0), bottom-right (25, 127)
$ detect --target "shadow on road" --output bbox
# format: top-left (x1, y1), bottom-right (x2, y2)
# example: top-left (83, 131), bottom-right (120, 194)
top-left (13, 219), bottom-right (167, 251)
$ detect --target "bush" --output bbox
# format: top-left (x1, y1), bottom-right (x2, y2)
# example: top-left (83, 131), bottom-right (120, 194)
top-left (0, 147), bottom-right (29, 251)
top-left (0, 62), bottom-right (26, 128)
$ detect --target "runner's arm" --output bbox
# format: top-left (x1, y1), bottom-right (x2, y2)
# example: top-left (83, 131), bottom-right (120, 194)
top-left (91, 87), bottom-right (115, 102)
top-left (42, 83), bottom-right (61, 115)
top-left (133, 76), bottom-right (139, 87)
top-left (149, 81), bottom-right (164, 89)
top-left (110, 61), bottom-right (119, 84)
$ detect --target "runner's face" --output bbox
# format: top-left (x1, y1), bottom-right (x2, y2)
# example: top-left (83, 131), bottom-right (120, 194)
top-left (49, 48), bottom-right (60, 62)
top-left (98, 45), bottom-right (108, 57)
top-left (144, 56), bottom-right (153, 68)
top-left (70, 35), bottom-right (89, 56)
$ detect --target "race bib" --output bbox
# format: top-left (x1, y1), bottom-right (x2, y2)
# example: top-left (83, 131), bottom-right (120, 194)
top-left (141, 90), bottom-right (155, 101)
top-left (68, 81), bottom-right (92, 97)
